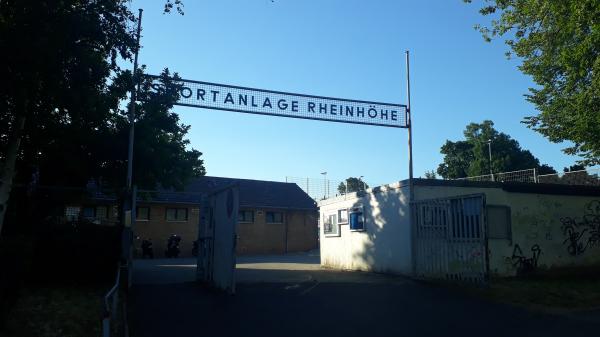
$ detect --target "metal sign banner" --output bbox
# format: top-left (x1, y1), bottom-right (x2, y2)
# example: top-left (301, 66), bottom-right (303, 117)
top-left (146, 75), bottom-right (408, 128)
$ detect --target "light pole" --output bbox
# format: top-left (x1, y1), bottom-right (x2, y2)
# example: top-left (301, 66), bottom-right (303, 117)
top-left (321, 172), bottom-right (327, 199)
top-left (486, 139), bottom-right (493, 181)
top-left (359, 175), bottom-right (365, 191)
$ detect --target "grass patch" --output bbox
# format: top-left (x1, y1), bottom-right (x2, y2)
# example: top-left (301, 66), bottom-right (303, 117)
top-left (1, 284), bottom-right (109, 337)
top-left (480, 277), bottom-right (600, 310)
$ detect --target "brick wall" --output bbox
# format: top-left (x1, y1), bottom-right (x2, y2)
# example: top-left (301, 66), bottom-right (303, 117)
top-left (236, 208), bottom-right (318, 255)
top-left (133, 203), bottom-right (200, 258)
top-left (132, 203), bottom-right (318, 257)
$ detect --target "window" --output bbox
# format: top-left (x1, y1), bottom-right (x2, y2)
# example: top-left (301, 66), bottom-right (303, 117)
top-left (95, 206), bottom-right (108, 219)
top-left (349, 206), bottom-right (365, 232)
top-left (338, 209), bottom-right (348, 224)
top-left (82, 206), bottom-right (95, 218)
top-left (238, 210), bottom-right (254, 223)
top-left (65, 206), bottom-right (80, 221)
top-left (266, 211), bottom-right (283, 224)
top-left (487, 205), bottom-right (511, 241)
top-left (82, 206), bottom-right (108, 219)
top-left (166, 208), bottom-right (188, 221)
top-left (137, 207), bottom-right (150, 221)
top-left (324, 214), bottom-right (340, 237)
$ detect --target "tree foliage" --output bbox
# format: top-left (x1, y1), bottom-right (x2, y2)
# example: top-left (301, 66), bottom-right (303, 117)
top-left (0, 0), bottom-right (203, 190)
top-left (424, 170), bottom-right (437, 179)
top-left (437, 121), bottom-right (555, 179)
top-left (337, 177), bottom-right (369, 195)
top-left (466, 0), bottom-right (600, 165)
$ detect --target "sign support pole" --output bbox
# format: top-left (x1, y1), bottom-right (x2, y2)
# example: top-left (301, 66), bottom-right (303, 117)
top-left (126, 8), bottom-right (143, 190)
top-left (406, 50), bottom-right (417, 276)
top-left (405, 50), bottom-right (413, 185)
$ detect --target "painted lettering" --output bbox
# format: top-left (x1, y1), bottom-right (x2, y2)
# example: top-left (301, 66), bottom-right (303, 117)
top-left (197, 89), bottom-right (205, 100)
top-left (180, 87), bottom-right (192, 99)
top-left (368, 106), bottom-right (377, 118)
top-left (319, 103), bottom-right (327, 114)
top-left (330, 104), bottom-right (337, 115)
top-left (238, 94), bottom-right (247, 106)
top-left (277, 99), bottom-right (288, 110)
top-left (308, 102), bottom-right (315, 112)
top-left (380, 109), bottom-right (388, 120)
top-left (356, 106), bottom-right (365, 117)
top-left (345, 106), bottom-right (354, 117)
top-left (224, 93), bottom-right (235, 104)
top-left (262, 97), bottom-right (272, 108)
top-left (211, 90), bottom-right (219, 102)
top-left (291, 101), bottom-right (299, 112)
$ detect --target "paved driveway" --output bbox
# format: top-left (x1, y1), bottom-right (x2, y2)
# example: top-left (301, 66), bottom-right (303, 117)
top-left (130, 252), bottom-right (600, 337)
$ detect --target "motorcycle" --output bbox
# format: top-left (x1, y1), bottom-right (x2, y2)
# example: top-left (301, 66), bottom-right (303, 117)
top-left (141, 239), bottom-right (154, 259)
top-left (165, 234), bottom-right (181, 258)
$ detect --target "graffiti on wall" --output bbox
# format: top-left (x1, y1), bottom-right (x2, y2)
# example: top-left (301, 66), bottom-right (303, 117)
top-left (507, 244), bottom-right (542, 275)
top-left (560, 200), bottom-right (600, 256)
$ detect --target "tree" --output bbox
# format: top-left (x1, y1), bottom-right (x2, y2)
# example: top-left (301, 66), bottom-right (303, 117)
top-left (338, 177), bottom-right (369, 195)
top-left (437, 121), bottom-right (556, 179)
top-left (564, 165), bottom-right (585, 173)
top-left (424, 170), bottom-right (437, 179)
top-left (466, 0), bottom-right (600, 166)
top-left (0, 1), bottom-right (199, 233)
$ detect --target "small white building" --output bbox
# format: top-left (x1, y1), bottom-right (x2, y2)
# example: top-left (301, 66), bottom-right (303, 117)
top-left (318, 179), bottom-right (600, 281)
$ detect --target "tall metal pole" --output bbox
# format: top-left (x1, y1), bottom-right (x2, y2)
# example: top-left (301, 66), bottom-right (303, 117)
top-left (406, 50), bottom-right (416, 277)
top-left (487, 139), bottom-right (493, 181)
top-left (406, 51), bottom-right (413, 183)
top-left (126, 9), bottom-right (143, 190)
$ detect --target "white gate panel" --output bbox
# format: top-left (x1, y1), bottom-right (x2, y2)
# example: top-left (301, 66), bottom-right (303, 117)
top-left (196, 185), bottom-right (238, 293)
top-left (413, 194), bottom-right (488, 284)
top-left (211, 186), bottom-right (238, 293)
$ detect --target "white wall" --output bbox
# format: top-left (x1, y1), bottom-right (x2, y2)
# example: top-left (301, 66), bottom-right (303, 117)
top-left (318, 182), bottom-right (412, 275)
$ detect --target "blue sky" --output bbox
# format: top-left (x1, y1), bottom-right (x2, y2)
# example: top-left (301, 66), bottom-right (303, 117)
top-left (129, 0), bottom-right (579, 186)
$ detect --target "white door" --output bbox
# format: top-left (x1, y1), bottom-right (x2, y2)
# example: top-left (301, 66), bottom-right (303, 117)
top-left (196, 185), bottom-right (238, 293)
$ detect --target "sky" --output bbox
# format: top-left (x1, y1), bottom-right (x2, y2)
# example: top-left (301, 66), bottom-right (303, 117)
top-left (129, 0), bottom-right (580, 187)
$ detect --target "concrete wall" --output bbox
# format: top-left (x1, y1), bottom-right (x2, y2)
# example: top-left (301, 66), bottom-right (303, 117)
top-left (319, 181), bottom-right (600, 278)
top-left (236, 208), bottom-right (318, 255)
top-left (133, 203), bottom-right (201, 258)
top-left (414, 185), bottom-right (600, 276)
top-left (318, 183), bottom-right (412, 275)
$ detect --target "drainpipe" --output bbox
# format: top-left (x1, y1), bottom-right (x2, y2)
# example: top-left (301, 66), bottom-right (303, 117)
top-left (284, 211), bottom-right (289, 254)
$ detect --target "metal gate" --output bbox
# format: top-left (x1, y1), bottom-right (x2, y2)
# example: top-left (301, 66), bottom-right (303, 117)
top-left (196, 184), bottom-right (239, 293)
top-left (412, 194), bottom-right (488, 284)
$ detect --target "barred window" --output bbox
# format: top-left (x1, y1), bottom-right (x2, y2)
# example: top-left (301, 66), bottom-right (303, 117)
top-left (166, 208), bottom-right (188, 221)
top-left (266, 211), bottom-right (283, 224)
top-left (238, 210), bottom-right (254, 223)
top-left (65, 206), bottom-right (81, 221)
top-left (324, 214), bottom-right (340, 237)
top-left (137, 207), bottom-right (150, 220)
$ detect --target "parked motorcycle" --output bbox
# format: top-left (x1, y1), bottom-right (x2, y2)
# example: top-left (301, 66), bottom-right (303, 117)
top-left (141, 239), bottom-right (154, 259)
top-left (165, 234), bottom-right (181, 258)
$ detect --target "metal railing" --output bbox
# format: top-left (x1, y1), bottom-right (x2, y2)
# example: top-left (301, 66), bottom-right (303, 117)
top-left (102, 267), bottom-right (124, 337)
top-left (455, 168), bottom-right (537, 183)
top-left (285, 176), bottom-right (376, 201)
top-left (537, 167), bottom-right (600, 186)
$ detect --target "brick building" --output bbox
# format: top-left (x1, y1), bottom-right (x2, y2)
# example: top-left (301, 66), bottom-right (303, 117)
top-left (67, 176), bottom-right (318, 257)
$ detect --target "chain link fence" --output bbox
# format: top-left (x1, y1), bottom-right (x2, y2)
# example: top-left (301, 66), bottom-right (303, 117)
top-left (538, 168), bottom-right (600, 186)
top-left (285, 176), bottom-right (375, 201)
top-left (288, 167), bottom-right (600, 202)
top-left (454, 168), bottom-right (537, 183)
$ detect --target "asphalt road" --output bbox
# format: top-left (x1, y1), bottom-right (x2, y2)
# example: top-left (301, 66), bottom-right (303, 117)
top-left (130, 253), bottom-right (600, 337)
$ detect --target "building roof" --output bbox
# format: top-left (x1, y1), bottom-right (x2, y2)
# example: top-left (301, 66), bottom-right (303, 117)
top-left (138, 176), bottom-right (317, 210)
